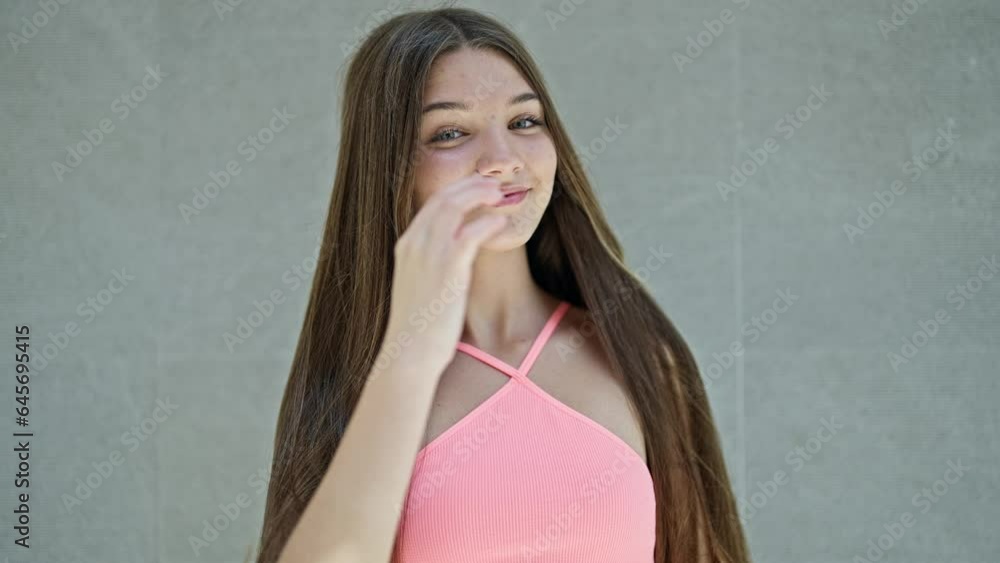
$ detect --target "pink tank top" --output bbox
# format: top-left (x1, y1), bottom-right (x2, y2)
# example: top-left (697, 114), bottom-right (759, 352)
top-left (392, 300), bottom-right (656, 562)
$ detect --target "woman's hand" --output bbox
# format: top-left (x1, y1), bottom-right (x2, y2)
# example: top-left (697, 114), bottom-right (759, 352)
top-left (382, 175), bottom-right (509, 372)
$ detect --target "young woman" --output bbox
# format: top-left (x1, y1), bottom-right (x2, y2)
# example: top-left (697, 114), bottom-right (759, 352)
top-left (255, 7), bottom-right (749, 563)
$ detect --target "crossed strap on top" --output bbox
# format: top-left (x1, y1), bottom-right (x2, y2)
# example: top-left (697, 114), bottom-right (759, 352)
top-left (455, 300), bottom-right (571, 381)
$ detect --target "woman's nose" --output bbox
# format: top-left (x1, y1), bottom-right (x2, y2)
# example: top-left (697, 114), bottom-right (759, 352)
top-left (476, 127), bottom-right (524, 176)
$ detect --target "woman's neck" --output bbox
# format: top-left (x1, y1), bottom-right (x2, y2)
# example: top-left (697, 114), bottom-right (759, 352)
top-left (461, 246), bottom-right (557, 347)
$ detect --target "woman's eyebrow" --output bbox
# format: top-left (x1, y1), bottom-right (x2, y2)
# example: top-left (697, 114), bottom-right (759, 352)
top-left (421, 92), bottom-right (538, 115)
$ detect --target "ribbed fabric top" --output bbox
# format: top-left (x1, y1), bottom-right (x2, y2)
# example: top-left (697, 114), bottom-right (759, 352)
top-left (392, 300), bottom-right (656, 563)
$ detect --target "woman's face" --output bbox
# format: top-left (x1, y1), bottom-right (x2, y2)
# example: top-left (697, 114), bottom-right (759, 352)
top-left (411, 48), bottom-right (558, 251)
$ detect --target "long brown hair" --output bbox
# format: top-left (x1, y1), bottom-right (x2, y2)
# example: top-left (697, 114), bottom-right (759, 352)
top-left (254, 6), bottom-right (750, 563)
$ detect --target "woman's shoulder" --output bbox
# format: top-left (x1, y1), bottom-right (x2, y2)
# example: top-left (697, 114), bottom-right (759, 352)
top-left (553, 302), bottom-right (615, 368)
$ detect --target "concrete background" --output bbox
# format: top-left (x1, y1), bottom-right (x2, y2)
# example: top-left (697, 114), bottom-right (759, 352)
top-left (1, 0), bottom-right (997, 561)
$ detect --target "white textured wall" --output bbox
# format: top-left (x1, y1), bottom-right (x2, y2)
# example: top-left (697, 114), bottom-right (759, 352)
top-left (1, 0), bottom-right (997, 561)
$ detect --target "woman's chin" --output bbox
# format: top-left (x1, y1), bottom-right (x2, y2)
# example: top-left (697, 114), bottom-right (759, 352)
top-left (479, 222), bottom-right (535, 252)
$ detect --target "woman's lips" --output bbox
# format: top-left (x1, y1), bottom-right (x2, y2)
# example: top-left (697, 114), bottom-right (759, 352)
top-left (492, 188), bottom-right (529, 207)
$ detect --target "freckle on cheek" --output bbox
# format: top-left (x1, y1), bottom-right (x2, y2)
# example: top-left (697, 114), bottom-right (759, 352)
top-left (436, 152), bottom-right (467, 166)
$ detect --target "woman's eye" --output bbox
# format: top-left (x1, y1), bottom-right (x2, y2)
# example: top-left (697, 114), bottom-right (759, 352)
top-left (511, 115), bottom-right (545, 130)
top-left (430, 128), bottom-right (462, 143)
top-left (428, 115), bottom-right (545, 144)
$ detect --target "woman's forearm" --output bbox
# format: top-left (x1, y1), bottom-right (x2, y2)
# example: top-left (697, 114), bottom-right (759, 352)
top-left (276, 347), bottom-right (446, 563)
